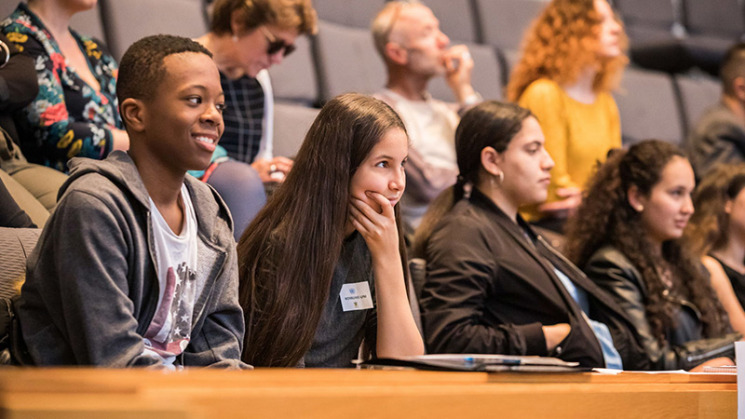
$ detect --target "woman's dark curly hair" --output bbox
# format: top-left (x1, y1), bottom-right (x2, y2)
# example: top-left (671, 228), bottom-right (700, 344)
top-left (564, 140), bottom-right (730, 342)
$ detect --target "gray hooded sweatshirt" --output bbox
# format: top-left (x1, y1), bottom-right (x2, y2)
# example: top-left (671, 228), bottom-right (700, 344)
top-left (19, 151), bottom-right (248, 368)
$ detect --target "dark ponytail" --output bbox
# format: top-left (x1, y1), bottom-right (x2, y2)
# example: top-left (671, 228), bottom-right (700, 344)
top-left (412, 101), bottom-right (532, 258)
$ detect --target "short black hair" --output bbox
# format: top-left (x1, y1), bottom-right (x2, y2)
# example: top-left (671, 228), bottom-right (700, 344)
top-left (720, 42), bottom-right (745, 96)
top-left (117, 34), bottom-right (212, 106)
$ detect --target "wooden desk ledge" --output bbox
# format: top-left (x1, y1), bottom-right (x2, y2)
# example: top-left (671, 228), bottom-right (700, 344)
top-left (0, 368), bottom-right (735, 419)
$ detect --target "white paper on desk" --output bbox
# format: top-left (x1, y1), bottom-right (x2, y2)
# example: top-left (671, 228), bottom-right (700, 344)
top-left (736, 341), bottom-right (745, 419)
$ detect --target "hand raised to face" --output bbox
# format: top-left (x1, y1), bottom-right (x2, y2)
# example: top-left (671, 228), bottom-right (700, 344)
top-left (348, 192), bottom-right (400, 260)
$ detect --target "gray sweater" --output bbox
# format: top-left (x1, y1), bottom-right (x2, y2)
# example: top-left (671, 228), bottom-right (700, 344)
top-left (303, 232), bottom-right (377, 368)
top-left (19, 151), bottom-right (248, 368)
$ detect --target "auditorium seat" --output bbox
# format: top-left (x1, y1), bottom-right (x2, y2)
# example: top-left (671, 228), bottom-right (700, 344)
top-left (500, 49), bottom-right (521, 87)
top-left (428, 42), bottom-right (504, 102)
top-left (616, 0), bottom-right (683, 33)
top-left (474, 0), bottom-right (548, 52)
top-left (615, 0), bottom-right (688, 73)
top-left (0, 227), bottom-right (41, 299)
top-left (674, 72), bottom-right (721, 134)
top-left (0, 171), bottom-right (48, 228)
top-left (0, 2), bottom-right (16, 20)
top-left (681, 0), bottom-right (745, 76)
top-left (313, 20), bottom-right (386, 103)
top-left (409, 258), bottom-right (426, 299)
top-left (313, 0), bottom-right (385, 29)
top-left (407, 258), bottom-right (424, 333)
top-left (268, 36), bottom-right (319, 106)
top-left (426, 0), bottom-right (479, 43)
top-left (613, 67), bottom-right (685, 146)
top-left (272, 102), bottom-right (319, 159)
top-left (99, 0), bottom-right (208, 60)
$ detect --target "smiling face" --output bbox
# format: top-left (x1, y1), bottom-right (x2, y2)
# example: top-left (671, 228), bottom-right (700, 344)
top-left (348, 127), bottom-right (408, 212)
top-left (634, 156), bottom-right (696, 246)
top-left (496, 116), bottom-right (554, 209)
top-left (595, 0), bottom-right (622, 58)
top-left (232, 24), bottom-right (299, 77)
top-left (139, 52), bottom-right (225, 174)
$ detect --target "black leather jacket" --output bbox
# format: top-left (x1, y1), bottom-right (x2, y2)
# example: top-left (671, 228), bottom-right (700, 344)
top-left (584, 246), bottom-right (739, 370)
top-left (420, 190), bottom-right (651, 369)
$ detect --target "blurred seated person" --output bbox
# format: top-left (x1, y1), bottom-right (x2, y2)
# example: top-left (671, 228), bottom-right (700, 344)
top-left (2, 0), bottom-right (128, 172)
top-left (687, 43), bottom-right (745, 179)
top-left (0, 30), bottom-right (66, 220)
top-left (196, 0), bottom-right (316, 182)
top-left (194, 0), bottom-right (317, 238)
top-left (5, 0), bottom-right (279, 239)
top-left (507, 0), bottom-right (627, 231)
top-left (371, 1), bottom-right (481, 230)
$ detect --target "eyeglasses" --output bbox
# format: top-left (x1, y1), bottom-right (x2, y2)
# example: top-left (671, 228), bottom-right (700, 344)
top-left (259, 26), bottom-right (296, 57)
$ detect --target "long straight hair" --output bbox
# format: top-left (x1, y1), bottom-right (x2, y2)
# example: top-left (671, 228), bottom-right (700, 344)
top-left (237, 93), bottom-right (409, 366)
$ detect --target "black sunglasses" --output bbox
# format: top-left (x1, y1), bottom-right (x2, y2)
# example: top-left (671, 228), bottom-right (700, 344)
top-left (259, 26), bottom-right (296, 57)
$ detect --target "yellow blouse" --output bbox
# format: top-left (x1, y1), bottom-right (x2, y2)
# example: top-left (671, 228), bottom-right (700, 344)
top-left (518, 79), bottom-right (621, 221)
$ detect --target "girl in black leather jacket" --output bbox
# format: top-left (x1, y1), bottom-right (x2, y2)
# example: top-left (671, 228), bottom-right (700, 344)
top-left (414, 101), bottom-right (651, 369)
top-left (564, 140), bottom-right (738, 371)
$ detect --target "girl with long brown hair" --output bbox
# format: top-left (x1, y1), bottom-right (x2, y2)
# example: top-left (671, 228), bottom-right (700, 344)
top-left (237, 93), bottom-right (423, 367)
top-left (564, 140), bottom-right (738, 370)
top-left (506, 0), bottom-right (627, 229)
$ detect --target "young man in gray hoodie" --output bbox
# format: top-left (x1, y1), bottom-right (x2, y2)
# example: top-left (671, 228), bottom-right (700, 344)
top-left (17, 35), bottom-right (248, 368)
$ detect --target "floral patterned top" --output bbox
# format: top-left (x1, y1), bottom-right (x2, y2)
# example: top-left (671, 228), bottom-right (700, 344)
top-left (2, 3), bottom-right (121, 172)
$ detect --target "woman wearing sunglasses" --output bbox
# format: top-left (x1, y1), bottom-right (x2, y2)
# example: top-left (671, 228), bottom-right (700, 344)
top-left (194, 0), bottom-right (317, 238)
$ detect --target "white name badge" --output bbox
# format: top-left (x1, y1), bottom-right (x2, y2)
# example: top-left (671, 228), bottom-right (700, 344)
top-left (339, 281), bottom-right (374, 312)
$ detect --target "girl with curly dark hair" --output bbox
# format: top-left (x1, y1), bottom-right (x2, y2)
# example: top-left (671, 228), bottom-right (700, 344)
top-left (564, 140), bottom-right (738, 371)
top-left (685, 164), bottom-right (745, 335)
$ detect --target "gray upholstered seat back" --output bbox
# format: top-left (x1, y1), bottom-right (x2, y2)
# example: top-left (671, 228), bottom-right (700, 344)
top-left (0, 228), bottom-right (41, 299)
top-left (614, 67), bottom-right (685, 146)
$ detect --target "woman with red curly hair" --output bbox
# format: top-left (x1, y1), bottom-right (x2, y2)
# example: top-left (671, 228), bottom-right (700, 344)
top-left (506, 0), bottom-right (626, 230)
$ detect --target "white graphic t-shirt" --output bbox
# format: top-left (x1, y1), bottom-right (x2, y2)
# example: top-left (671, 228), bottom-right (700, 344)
top-left (142, 184), bottom-right (200, 365)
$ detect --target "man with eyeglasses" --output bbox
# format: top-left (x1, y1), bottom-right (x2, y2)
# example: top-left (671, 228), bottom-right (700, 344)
top-left (372, 1), bottom-right (482, 232)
